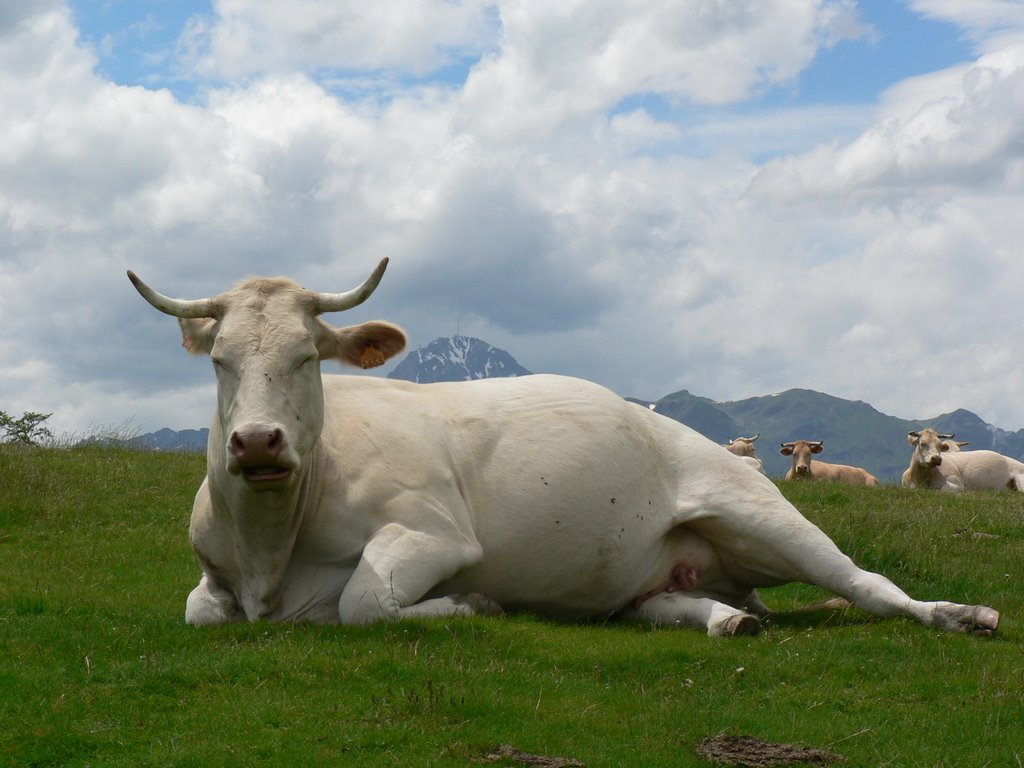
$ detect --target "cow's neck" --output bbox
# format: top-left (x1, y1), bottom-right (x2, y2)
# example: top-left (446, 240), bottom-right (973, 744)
top-left (211, 451), bottom-right (320, 620)
top-left (907, 455), bottom-right (937, 488)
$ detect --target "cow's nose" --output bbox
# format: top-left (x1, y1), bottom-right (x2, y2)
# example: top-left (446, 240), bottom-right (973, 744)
top-left (928, 455), bottom-right (942, 467)
top-left (230, 427), bottom-right (285, 463)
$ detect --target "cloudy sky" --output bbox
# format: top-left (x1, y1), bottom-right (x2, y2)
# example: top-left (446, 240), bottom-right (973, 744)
top-left (3, 0), bottom-right (1024, 439)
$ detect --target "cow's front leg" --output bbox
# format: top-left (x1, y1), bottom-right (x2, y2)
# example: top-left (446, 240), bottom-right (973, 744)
top-left (941, 476), bottom-right (965, 492)
top-left (186, 574), bottom-right (242, 626)
top-left (339, 522), bottom-right (498, 624)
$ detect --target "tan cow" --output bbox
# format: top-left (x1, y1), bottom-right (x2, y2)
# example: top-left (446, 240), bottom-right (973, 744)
top-left (780, 440), bottom-right (880, 486)
top-left (722, 434), bottom-right (765, 475)
top-left (723, 434), bottom-right (760, 458)
top-left (903, 428), bottom-right (1024, 492)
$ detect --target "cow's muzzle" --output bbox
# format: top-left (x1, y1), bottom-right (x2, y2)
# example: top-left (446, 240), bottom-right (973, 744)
top-left (228, 426), bottom-right (297, 486)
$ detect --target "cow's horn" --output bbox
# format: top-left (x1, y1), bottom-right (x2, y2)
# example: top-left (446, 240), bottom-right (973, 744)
top-left (938, 432), bottom-right (956, 439)
top-left (127, 271), bottom-right (220, 318)
top-left (908, 431), bottom-right (921, 438)
top-left (780, 442), bottom-right (794, 448)
top-left (749, 433), bottom-right (760, 441)
top-left (312, 258), bottom-right (389, 314)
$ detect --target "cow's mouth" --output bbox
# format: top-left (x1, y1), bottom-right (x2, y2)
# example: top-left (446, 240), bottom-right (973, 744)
top-left (242, 466), bottom-right (293, 484)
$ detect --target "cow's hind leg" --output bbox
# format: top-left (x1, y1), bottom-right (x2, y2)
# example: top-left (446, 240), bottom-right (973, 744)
top-left (741, 589), bottom-right (772, 617)
top-left (338, 522), bottom-right (500, 624)
top-left (623, 592), bottom-right (761, 637)
top-left (843, 568), bottom-right (998, 635)
top-left (799, 548), bottom-right (1000, 636)
top-left (697, 505), bottom-right (999, 636)
top-left (756, 536), bottom-right (1002, 635)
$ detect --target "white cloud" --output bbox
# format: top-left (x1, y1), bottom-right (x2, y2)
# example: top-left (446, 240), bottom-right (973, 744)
top-left (182, 0), bottom-right (498, 79)
top-left (751, 41), bottom-right (1024, 206)
top-left (609, 108), bottom-right (682, 150)
top-left (911, 0), bottom-right (1024, 50)
top-left (459, 0), bottom-right (867, 142)
top-left (6, 0), bottom-right (1024, 441)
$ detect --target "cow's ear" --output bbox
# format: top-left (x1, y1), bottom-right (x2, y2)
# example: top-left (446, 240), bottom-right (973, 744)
top-left (810, 443), bottom-right (824, 454)
top-left (179, 318), bottom-right (219, 355)
top-left (907, 433), bottom-right (920, 447)
top-left (939, 441), bottom-right (950, 452)
top-left (780, 445), bottom-right (794, 456)
top-left (320, 320), bottom-right (407, 369)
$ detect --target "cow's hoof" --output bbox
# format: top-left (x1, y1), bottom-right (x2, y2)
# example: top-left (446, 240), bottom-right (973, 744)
top-left (456, 592), bottom-right (504, 616)
top-left (968, 606), bottom-right (1000, 636)
top-left (712, 613), bottom-right (761, 637)
top-left (934, 603), bottom-right (999, 636)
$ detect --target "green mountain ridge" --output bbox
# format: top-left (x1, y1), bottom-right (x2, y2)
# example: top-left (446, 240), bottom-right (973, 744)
top-left (630, 388), bottom-right (1023, 482)
top-left (135, 387), bottom-right (1020, 482)
top-left (128, 335), bottom-right (1022, 483)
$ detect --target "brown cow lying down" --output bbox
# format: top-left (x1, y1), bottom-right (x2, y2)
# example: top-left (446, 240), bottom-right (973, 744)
top-left (903, 428), bottom-right (1024, 492)
top-left (780, 440), bottom-right (880, 486)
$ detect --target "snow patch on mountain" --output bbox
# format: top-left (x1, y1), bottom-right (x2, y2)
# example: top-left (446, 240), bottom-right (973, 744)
top-left (387, 336), bottom-right (533, 384)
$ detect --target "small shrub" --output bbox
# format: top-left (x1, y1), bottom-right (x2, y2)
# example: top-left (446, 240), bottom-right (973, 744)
top-left (0, 409), bottom-right (53, 446)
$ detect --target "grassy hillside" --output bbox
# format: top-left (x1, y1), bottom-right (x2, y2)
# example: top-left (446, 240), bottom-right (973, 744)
top-left (725, 389), bottom-right (915, 479)
top-left (130, 387), bottom-right (1024, 482)
top-left (2, 445), bottom-right (1022, 766)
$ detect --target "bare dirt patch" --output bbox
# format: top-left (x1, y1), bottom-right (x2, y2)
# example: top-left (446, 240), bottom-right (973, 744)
top-left (696, 734), bottom-right (845, 766)
top-left (480, 743), bottom-right (586, 767)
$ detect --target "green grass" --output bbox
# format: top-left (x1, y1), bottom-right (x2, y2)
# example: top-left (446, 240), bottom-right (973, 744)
top-left (2, 445), bottom-right (1023, 766)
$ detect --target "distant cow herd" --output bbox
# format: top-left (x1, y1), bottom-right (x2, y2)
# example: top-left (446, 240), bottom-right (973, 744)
top-left (721, 430), bottom-right (1024, 492)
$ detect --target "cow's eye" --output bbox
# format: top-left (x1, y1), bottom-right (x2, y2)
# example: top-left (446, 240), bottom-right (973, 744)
top-left (211, 357), bottom-right (236, 377)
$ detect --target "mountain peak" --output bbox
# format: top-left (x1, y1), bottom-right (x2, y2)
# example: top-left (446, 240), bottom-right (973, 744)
top-left (387, 335), bottom-right (532, 384)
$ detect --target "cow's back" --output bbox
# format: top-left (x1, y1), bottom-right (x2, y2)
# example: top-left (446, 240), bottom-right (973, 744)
top-left (788, 460), bottom-right (877, 486)
top-left (942, 450), bottom-right (1021, 490)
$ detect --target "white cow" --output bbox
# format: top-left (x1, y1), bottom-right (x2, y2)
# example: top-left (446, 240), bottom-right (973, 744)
top-left (128, 261), bottom-right (999, 637)
top-left (903, 428), bottom-right (1024, 492)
